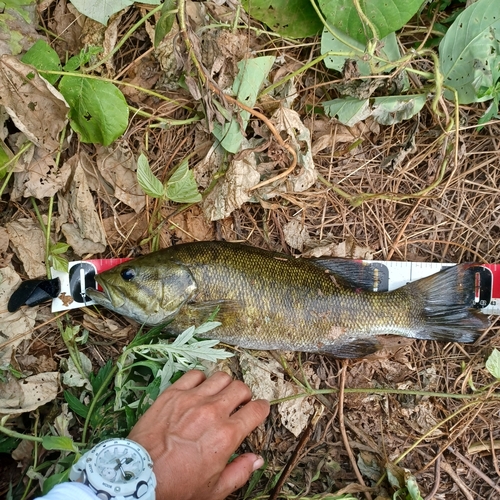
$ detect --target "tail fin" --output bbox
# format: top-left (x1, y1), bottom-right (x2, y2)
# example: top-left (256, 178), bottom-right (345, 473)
top-left (406, 264), bottom-right (489, 343)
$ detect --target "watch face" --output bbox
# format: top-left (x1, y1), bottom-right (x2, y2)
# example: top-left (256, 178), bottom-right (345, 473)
top-left (95, 442), bottom-right (144, 484)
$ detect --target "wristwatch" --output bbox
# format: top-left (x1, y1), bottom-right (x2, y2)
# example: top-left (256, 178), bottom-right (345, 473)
top-left (69, 438), bottom-right (156, 500)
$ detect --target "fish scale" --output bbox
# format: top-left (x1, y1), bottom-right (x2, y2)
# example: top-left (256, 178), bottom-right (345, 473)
top-left (86, 241), bottom-right (489, 358)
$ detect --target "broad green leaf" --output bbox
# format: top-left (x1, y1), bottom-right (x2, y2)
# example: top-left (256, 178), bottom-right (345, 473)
top-left (439, 0), bottom-right (500, 104)
top-left (155, 0), bottom-right (177, 47)
top-left (21, 40), bottom-right (61, 85)
top-left (50, 253), bottom-right (69, 274)
top-left (50, 242), bottom-right (70, 255)
top-left (486, 348), bottom-right (500, 379)
top-left (59, 76), bottom-right (129, 146)
top-left (42, 467), bottom-right (71, 495)
top-left (164, 159), bottom-right (202, 204)
top-left (318, 0), bottom-right (424, 43)
top-left (240, 0), bottom-right (322, 38)
top-left (323, 94), bottom-right (425, 126)
top-left (137, 153), bottom-right (164, 198)
top-left (70, 0), bottom-right (161, 26)
top-left (213, 56), bottom-right (275, 153)
top-left (42, 435), bottom-right (78, 452)
top-left (323, 97), bottom-right (371, 126)
top-left (64, 390), bottom-right (89, 418)
top-left (321, 26), bottom-right (405, 76)
top-left (371, 94), bottom-right (426, 125)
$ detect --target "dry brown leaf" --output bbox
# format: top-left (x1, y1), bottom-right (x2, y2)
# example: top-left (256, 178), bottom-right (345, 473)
top-left (170, 206), bottom-right (215, 242)
top-left (47, 0), bottom-right (82, 56)
top-left (102, 212), bottom-right (148, 248)
top-left (203, 146), bottom-right (260, 221)
top-left (6, 219), bottom-right (46, 278)
top-left (264, 107), bottom-right (316, 196)
top-left (0, 267), bottom-right (38, 368)
top-left (0, 227), bottom-right (9, 253)
top-left (11, 146), bottom-right (72, 200)
top-left (0, 55), bottom-right (68, 152)
top-left (95, 144), bottom-right (146, 213)
top-left (283, 219), bottom-right (310, 251)
top-left (58, 154), bottom-right (107, 256)
top-left (240, 352), bottom-right (314, 437)
top-left (303, 237), bottom-right (374, 260)
top-left (0, 371), bottom-right (59, 416)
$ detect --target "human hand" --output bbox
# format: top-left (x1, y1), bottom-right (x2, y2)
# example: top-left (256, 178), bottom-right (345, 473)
top-left (128, 370), bottom-right (270, 500)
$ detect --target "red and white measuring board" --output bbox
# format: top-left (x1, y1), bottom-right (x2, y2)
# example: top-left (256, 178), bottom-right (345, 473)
top-left (51, 258), bottom-right (500, 315)
top-left (360, 261), bottom-right (500, 315)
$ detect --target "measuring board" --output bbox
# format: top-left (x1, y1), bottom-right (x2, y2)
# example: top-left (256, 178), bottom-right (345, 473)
top-left (51, 259), bottom-right (500, 316)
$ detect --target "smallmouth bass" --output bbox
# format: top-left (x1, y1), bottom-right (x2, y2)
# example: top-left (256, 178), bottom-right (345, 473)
top-left (86, 241), bottom-right (488, 358)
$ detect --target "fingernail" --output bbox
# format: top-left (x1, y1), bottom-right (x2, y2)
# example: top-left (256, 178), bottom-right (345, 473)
top-left (252, 455), bottom-right (265, 471)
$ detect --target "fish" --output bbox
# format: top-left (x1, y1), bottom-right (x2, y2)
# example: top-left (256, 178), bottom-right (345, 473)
top-left (85, 241), bottom-right (489, 358)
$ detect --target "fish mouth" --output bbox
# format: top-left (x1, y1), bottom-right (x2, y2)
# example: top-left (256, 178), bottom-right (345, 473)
top-left (86, 282), bottom-right (125, 308)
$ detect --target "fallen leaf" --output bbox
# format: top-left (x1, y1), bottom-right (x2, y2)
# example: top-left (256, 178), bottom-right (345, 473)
top-left (0, 267), bottom-right (38, 369)
top-left (0, 55), bottom-right (68, 152)
top-left (203, 145), bottom-right (260, 221)
top-left (6, 219), bottom-right (46, 278)
top-left (11, 146), bottom-right (72, 200)
top-left (170, 206), bottom-right (215, 242)
top-left (0, 371), bottom-right (59, 415)
top-left (303, 237), bottom-right (374, 260)
top-left (283, 219), bottom-right (310, 251)
top-left (240, 352), bottom-right (314, 437)
top-left (266, 107), bottom-right (316, 194)
top-left (95, 144), bottom-right (146, 213)
top-left (58, 154), bottom-right (107, 256)
top-left (101, 212), bottom-right (148, 247)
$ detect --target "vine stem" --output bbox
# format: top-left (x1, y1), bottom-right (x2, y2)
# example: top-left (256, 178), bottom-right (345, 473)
top-left (269, 384), bottom-right (500, 406)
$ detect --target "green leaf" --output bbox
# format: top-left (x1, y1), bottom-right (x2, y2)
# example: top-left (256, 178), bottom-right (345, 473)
top-left (155, 0), bottom-right (177, 46)
top-left (213, 56), bottom-right (275, 153)
top-left (42, 435), bottom-right (78, 453)
top-left (50, 253), bottom-right (69, 274)
top-left (50, 242), bottom-right (70, 255)
top-left (59, 76), bottom-right (129, 146)
top-left (42, 467), bottom-right (71, 495)
top-left (0, 435), bottom-right (19, 453)
top-left (439, 0), bottom-right (500, 104)
top-left (0, 140), bottom-right (12, 179)
top-left (63, 46), bottom-right (103, 72)
top-left (164, 159), bottom-right (202, 204)
top-left (323, 97), bottom-right (371, 126)
top-left (70, 0), bottom-right (161, 25)
top-left (318, 0), bottom-right (424, 44)
top-left (64, 390), bottom-right (89, 418)
top-left (486, 348), bottom-right (500, 379)
top-left (371, 94), bottom-right (427, 125)
top-left (321, 25), bottom-right (405, 76)
top-left (90, 359), bottom-right (114, 395)
top-left (21, 40), bottom-right (61, 85)
top-left (240, 0), bottom-right (322, 38)
top-left (137, 153), bottom-right (164, 198)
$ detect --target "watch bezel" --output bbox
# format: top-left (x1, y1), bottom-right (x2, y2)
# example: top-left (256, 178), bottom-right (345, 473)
top-left (84, 438), bottom-right (154, 498)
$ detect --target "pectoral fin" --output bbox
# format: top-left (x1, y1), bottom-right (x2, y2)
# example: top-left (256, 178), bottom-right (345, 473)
top-left (168, 299), bottom-right (243, 333)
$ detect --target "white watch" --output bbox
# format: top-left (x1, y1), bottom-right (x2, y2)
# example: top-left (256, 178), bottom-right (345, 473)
top-left (70, 438), bottom-right (156, 500)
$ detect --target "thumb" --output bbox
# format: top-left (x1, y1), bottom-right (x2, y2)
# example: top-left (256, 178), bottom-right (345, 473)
top-left (214, 453), bottom-right (264, 498)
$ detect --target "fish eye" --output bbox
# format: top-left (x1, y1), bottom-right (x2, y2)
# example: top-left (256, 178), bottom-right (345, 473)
top-left (120, 268), bottom-right (136, 281)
